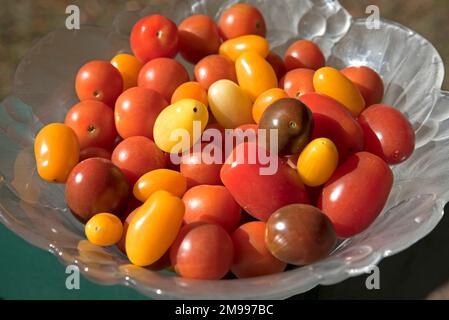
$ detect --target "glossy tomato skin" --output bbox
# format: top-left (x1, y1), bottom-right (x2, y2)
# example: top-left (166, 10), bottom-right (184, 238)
top-left (170, 222), bottom-right (234, 280)
top-left (65, 100), bottom-right (117, 150)
top-left (266, 51), bottom-right (287, 81)
top-left (183, 185), bottom-right (241, 233)
top-left (194, 54), bottom-right (237, 90)
top-left (318, 151), bottom-right (393, 238)
top-left (111, 53), bottom-right (143, 90)
top-left (79, 147), bottom-right (112, 161)
top-left (171, 81), bottom-right (208, 107)
top-left (358, 104), bottom-right (415, 164)
top-left (85, 213), bottom-right (123, 246)
top-left (130, 15), bottom-right (178, 63)
top-left (65, 158), bottom-right (130, 222)
top-left (115, 87), bottom-right (168, 140)
top-left (75, 60), bottom-right (123, 107)
top-left (221, 142), bottom-right (310, 221)
top-left (341, 66), bottom-right (384, 106)
top-left (284, 40), bottom-right (325, 71)
top-left (219, 35), bottom-right (269, 61)
top-left (252, 88), bottom-right (288, 124)
top-left (299, 93), bottom-right (364, 162)
top-left (283, 68), bottom-right (315, 98)
top-left (138, 58), bottom-right (189, 102)
top-left (231, 221), bottom-right (286, 278)
top-left (111, 136), bottom-right (167, 186)
top-left (178, 15), bottom-right (221, 64)
top-left (218, 3), bottom-right (266, 40)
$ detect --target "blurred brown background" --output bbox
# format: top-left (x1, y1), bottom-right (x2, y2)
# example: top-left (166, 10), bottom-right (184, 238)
top-left (0, 0), bottom-right (448, 100)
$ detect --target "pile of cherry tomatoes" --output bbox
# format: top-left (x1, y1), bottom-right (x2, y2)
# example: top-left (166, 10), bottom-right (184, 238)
top-left (33, 3), bottom-right (415, 280)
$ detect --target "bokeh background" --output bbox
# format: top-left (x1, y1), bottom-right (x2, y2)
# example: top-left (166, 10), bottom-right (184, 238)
top-left (1, 0), bottom-right (449, 300)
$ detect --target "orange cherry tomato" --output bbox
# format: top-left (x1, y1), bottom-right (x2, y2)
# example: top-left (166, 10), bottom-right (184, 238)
top-left (138, 58), bottom-right (189, 102)
top-left (171, 81), bottom-right (208, 107)
top-left (266, 51), bottom-right (287, 81)
top-left (133, 169), bottom-right (187, 202)
top-left (252, 88), bottom-right (288, 123)
top-left (283, 68), bottom-right (315, 98)
top-left (341, 66), bottom-right (384, 106)
top-left (194, 54), bottom-right (237, 90)
top-left (231, 221), bottom-right (286, 278)
top-left (284, 40), bottom-right (325, 71)
top-left (34, 123), bottom-right (80, 183)
top-left (85, 213), bottom-right (123, 246)
top-left (178, 15), bottom-right (221, 64)
top-left (115, 87), bottom-right (168, 140)
top-left (111, 53), bottom-right (143, 90)
top-left (219, 35), bottom-right (269, 61)
top-left (75, 60), bottom-right (123, 107)
top-left (218, 3), bottom-right (266, 40)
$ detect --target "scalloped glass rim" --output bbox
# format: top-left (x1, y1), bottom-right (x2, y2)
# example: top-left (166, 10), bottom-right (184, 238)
top-left (0, 0), bottom-right (448, 300)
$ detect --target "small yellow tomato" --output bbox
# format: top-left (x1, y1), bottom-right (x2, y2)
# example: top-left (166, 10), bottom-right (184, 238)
top-left (85, 213), bottom-right (123, 246)
top-left (252, 88), bottom-right (288, 123)
top-left (219, 35), bottom-right (269, 62)
top-left (153, 98), bottom-right (209, 154)
top-left (208, 79), bottom-right (253, 128)
top-left (236, 51), bottom-right (278, 101)
top-left (34, 123), bottom-right (80, 183)
top-left (133, 169), bottom-right (187, 202)
top-left (313, 67), bottom-right (365, 116)
top-left (111, 53), bottom-right (143, 90)
top-left (126, 190), bottom-right (185, 266)
top-left (297, 138), bottom-right (339, 187)
top-left (171, 81), bottom-right (208, 107)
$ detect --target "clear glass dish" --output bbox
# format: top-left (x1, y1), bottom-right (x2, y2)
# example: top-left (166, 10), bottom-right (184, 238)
top-left (1, 0), bottom-right (448, 299)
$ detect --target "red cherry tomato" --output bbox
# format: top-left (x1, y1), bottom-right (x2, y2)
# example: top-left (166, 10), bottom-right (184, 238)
top-left (284, 40), bottom-right (325, 71)
top-left (358, 104), bottom-right (415, 164)
top-left (266, 51), bottom-right (286, 81)
top-left (130, 15), bottom-right (178, 63)
top-left (170, 222), bottom-right (234, 280)
top-left (299, 93), bottom-right (364, 162)
top-left (318, 151), bottom-right (393, 238)
top-left (218, 3), bottom-right (266, 40)
top-left (183, 185), bottom-right (241, 233)
top-left (75, 60), bottom-right (123, 107)
top-left (283, 68), bottom-right (315, 98)
top-left (65, 100), bottom-right (117, 150)
top-left (221, 142), bottom-right (310, 221)
top-left (231, 221), bottom-right (286, 278)
top-left (111, 136), bottom-right (166, 186)
top-left (79, 147), bottom-right (112, 161)
top-left (194, 54), bottom-right (237, 89)
top-left (178, 15), bottom-right (221, 64)
top-left (138, 58), bottom-right (189, 102)
top-left (115, 87), bottom-right (168, 140)
top-left (341, 66), bottom-right (384, 106)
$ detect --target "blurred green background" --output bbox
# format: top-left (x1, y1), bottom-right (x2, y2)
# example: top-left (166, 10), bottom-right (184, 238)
top-left (1, 0), bottom-right (449, 300)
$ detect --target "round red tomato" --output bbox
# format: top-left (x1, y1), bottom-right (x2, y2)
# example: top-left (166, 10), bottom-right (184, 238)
top-left (218, 3), bottom-right (266, 40)
top-left (194, 54), bottom-right (237, 89)
top-left (358, 104), bottom-right (415, 164)
top-left (284, 40), bottom-right (325, 71)
top-left (178, 15), bottom-right (221, 64)
top-left (341, 66), bottom-right (384, 106)
top-left (130, 15), bottom-right (178, 63)
top-left (182, 185), bottom-right (241, 233)
top-left (111, 136), bottom-right (166, 186)
top-left (115, 87), bottom-right (168, 140)
top-left (65, 100), bottom-right (117, 150)
top-left (79, 147), bottom-right (112, 161)
top-left (138, 58), bottom-right (189, 102)
top-left (170, 222), bottom-right (234, 280)
top-left (283, 68), bottom-right (315, 98)
top-left (75, 60), bottom-right (123, 107)
top-left (266, 51), bottom-right (286, 81)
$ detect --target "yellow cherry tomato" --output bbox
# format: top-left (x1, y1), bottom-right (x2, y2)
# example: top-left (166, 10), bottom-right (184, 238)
top-left (236, 51), bottom-right (278, 101)
top-left (34, 123), bottom-right (80, 183)
top-left (208, 79), bottom-right (253, 128)
top-left (219, 35), bottom-right (269, 62)
top-left (171, 81), bottom-right (208, 107)
top-left (126, 190), bottom-right (184, 266)
top-left (297, 138), bottom-right (339, 187)
top-left (133, 169), bottom-right (187, 202)
top-left (85, 213), bottom-right (123, 246)
top-left (313, 67), bottom-right (365, 117)
top-left (153, 98), bottom-right (209, 154)
top-left (252, 88), bottom-right (288, 123)
top-left (111, 53), bottom-right (143, 90)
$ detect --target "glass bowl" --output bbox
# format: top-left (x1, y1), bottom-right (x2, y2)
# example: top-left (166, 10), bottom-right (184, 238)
top-left (1, 0), bottom-right (448, 299)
